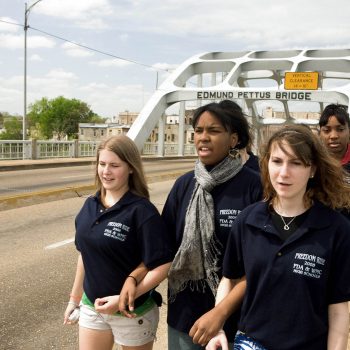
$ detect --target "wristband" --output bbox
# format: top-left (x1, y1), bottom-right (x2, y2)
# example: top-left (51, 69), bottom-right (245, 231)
top-left (127, 275), bottom-right (138, 286)
top-left (68, 301), bottom-right (78, 307)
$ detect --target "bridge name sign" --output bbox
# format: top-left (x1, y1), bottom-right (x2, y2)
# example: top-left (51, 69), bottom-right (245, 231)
top-left (196, 91), bottom-right (313, 101)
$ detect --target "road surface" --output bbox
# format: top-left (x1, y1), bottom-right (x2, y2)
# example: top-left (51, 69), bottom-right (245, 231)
top-left (0, 158), bottom-right (195, 197)
top-left (0, 180), bottom-right (175, 350)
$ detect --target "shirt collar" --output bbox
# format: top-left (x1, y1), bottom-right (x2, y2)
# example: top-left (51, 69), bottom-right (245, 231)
top-left (93, 190), bottom-right (142, 209)
top-left (245, 200), bottom-right (333, 231)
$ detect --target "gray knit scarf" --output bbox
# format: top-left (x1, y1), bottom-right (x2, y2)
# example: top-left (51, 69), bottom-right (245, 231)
top-left (168, 154), bottom-right (243, 301)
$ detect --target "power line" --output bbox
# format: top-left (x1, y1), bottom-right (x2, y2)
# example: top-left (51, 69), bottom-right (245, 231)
top-left (0, 18), bottom-right (171, 73)
top-left (0, 18), bottom-right (23, 27)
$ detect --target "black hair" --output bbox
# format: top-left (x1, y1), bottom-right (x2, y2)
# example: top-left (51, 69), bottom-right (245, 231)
top-left (191, 100), bottom-right (250, 149)
top-left (319, 104), bottom-right (350, 128)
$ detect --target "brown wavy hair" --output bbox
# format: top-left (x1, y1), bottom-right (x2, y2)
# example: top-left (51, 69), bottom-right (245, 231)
top-left (95, 135), bottom-right (149, 200)
top-left (260, 124), bottom-right (350, 210)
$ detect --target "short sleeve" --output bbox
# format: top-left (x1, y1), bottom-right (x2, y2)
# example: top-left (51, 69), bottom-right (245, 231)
top-left (327, 219), bottom-right (350, 304)
top-left (222, 213), bottom-right (246, 279)
top-left (138, 207), bottom-right (173, 270)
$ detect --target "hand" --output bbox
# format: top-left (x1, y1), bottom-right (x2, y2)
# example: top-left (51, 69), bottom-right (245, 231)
top-left (206, 330), bottom-right (229, 350)
top-left (94, 295), bottom-right (119, 314)
top-left (63, 302), bottom-right (78, 325)
top-left (189, 308), bottom-right (226, 346)
top-left (119, 276), bottom-right (138, 318)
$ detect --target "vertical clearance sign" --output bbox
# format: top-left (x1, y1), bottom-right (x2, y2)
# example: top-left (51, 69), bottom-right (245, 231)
top-left (284, 72), bottom-right (319, 90)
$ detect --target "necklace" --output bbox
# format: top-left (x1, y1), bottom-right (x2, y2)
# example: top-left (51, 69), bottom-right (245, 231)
top-left (279, 215), bottom-right (296, 230)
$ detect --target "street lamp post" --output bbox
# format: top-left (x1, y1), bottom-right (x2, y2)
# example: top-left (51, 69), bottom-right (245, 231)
top-left (23, 0), bottom-right (42, 141)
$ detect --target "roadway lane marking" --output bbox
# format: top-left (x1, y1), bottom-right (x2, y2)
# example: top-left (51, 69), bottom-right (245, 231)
top-left (44, 238), bottom-right (74, 250)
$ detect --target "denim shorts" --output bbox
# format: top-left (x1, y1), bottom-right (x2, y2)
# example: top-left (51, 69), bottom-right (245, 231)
top-left (79, 302), bottom-right (159, 346)
top-left (234, 331), bottom-right (267, 350)
top-left (168, 325), bottom-right (204, 350)
top-left (168, 325), bottom-right (234, 350)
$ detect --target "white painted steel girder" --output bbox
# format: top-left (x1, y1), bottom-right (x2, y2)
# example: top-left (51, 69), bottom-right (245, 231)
top-left (127, 49), bottom-right (350, 150)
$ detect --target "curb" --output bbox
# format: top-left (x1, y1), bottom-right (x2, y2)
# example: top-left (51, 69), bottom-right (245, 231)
top-left (0, 171), bottom-right (184, 211)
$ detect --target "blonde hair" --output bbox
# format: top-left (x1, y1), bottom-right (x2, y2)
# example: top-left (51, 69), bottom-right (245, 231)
top-left (95, 135), bottom-right (149, 200)
top-left (260, 125), bottom-right (350, 210)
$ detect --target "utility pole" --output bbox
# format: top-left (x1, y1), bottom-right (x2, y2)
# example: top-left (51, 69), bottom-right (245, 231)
top-left (24, 0), bottom-right (42, 141)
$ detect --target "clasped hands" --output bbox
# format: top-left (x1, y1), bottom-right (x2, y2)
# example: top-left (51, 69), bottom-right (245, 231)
top-left (94, 276), bottom-right (138, 318)
top-left (189, 308), bottom-right (228, 349)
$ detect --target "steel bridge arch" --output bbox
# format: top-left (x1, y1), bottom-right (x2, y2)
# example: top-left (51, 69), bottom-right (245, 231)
top-left (127, 49), bottom-right (350, 154)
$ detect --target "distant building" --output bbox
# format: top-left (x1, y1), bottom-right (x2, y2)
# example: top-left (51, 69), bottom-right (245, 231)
top-left (79, 107), bottom-right (320, 153)
top-left (79, 110), bottom-right (196, 145)
top-left (112, 111), bottom-right (138, 124)
top-left (260, 107), bottom-right (320, 147)
top-left (78, 123), bottom-right (132, 141)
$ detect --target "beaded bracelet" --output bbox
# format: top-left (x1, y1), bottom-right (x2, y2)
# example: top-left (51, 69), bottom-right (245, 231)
top-left (127, 275), bottom-right (138, 286)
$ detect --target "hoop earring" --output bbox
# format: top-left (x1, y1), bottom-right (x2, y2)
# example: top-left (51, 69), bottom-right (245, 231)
top-left (229, 147), bottom-right (240, 159)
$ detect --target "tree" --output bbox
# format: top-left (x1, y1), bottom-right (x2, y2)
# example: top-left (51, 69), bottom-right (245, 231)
top-left (0, 117), bottom-right (22, 140)
top-left (28, 96), bottom-right (105, 139)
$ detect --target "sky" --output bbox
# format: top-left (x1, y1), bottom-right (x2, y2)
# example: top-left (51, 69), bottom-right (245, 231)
top-left (0, 0), bottom-right (349, 119)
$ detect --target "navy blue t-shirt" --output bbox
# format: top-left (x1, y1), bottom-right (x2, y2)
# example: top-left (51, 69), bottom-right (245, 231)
top-left (75, 191), bottom-right (173, 304)
top-left (162, 166), bottom-right (263, 342)
top-left (223, 200), bottom-right (350, 350)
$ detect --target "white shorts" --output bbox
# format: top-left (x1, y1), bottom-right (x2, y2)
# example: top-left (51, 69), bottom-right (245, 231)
top-left (79, 303), bottom-right (159, 346)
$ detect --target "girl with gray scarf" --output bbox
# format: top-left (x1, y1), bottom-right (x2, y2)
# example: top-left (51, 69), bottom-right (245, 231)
top-left (163, 101), bottom-right (263, 350)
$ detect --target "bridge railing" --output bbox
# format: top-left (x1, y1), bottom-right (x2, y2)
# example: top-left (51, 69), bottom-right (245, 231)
top-left (0, 140), bottom-right (196, 160)
top-left (141, 142), bottom-right (196, 156)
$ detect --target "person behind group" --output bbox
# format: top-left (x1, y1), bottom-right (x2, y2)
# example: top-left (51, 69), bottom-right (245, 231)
top-left (203, 124), bottom-right (350, 349)
top-left (218, 99), bottom-right (260, 172)
top-left (319, 103), bottom-right (350, 173)
top-left (162, 100), bottom-right (263, 349)
top-left (319, 104), bottom-right (350, 219)
top-left (63, 135), bottom-right (172, 350)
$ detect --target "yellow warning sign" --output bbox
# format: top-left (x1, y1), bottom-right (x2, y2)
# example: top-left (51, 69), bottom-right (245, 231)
top-left (284, 72), bottom-right (319, 90)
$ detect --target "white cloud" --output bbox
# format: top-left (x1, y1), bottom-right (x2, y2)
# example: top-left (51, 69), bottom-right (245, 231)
top-left (105, 0), bottom-right (350, 49)
top-left (151, 62), bottom-right (178, 72)
top-left (1, 0), bottom-right (350, 119)
top-left (27, 35), bottom-right (56, 49)
top-left (119, 34), bottom-right (129, 42)
top-left (0, 82), bottom-right (22, 103)
top-left (0, 33), bottom-right (22, 49)
top-left (80, 82), bottom-right (109, 91)
top-left (80, 83), bottom-right (151, 117)
top-left (35, 0), bottom-right (113, 28)
top-left (45, 68), bottom-right (78, 80)
top-left (90, 59), bottom-right (132, 68)
top-left (29, 54), bottom-right (43, 62)
top-left (24, 70), bottom-right (81, 107)
top-left (75, 18), bottom-right (110, 30)
top-left (0, 33), bottom-right (55, 49)
top-left (0, 17), bottom-right (20, 32)
top-left (61, 42), bottom-right (94, 57)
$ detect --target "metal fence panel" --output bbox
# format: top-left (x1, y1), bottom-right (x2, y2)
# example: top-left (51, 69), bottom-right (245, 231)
top-left (0, 140), bottom-right (196, 159)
